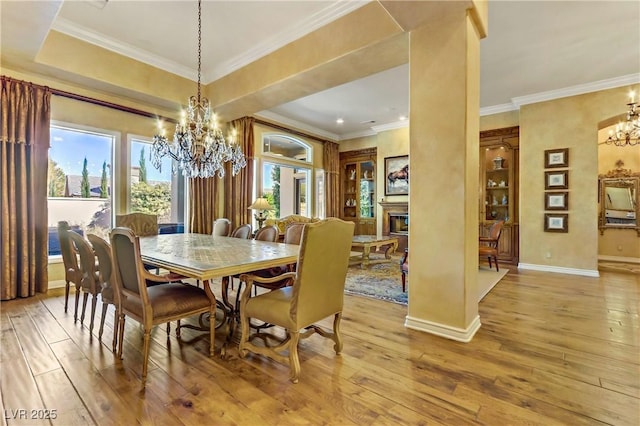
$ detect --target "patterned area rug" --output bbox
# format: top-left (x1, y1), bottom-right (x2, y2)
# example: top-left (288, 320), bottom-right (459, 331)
top-left (344, 255), bottom-right (407, 304)
top-left (344, 256), bottom-right (508, 305)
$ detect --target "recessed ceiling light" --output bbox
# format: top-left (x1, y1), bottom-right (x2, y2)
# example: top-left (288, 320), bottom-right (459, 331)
top-left (336, 118), bottom-right (344, 124)
top-left (399, 115), bottom-right (407, 121)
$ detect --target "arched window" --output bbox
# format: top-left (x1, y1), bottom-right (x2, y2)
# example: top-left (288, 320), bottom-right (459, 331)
top-left (262, 134), bottom-right (312, 162)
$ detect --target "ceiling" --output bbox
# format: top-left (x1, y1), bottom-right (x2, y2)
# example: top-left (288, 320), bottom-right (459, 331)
top-left (2, 1), bottom-right (639, 141)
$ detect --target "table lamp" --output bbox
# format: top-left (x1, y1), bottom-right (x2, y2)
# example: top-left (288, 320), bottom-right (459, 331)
top-left (248, 197), bottom-right (274, 229)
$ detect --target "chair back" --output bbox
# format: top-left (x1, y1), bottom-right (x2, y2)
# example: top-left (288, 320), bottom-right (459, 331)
top-left (87, 234), bottom-right (116, 304)
top-left (57, 221), bottom-right (80, 278)
top-left (489, 220), bottom-right (504, 246)
top-left (116, 213), bottom-right (158, 237)
top-left (66, 230), bottom-right (99, 294)
top-left (254, 225), bottom-right (279, 242)
top-left (212, 218), bottom-right (232, 236)
top-left (231, 224), bottom-right (252, 239)
top-left (110, 227), bottom-right (149, 305)
top-left (283, 223), bottom-right (305, 245)
top-left (291, 218), bottom-right (354, 327)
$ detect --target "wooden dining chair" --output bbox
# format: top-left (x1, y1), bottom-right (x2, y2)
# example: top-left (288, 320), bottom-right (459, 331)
top-left (109, 227), bottom-right (216, 382)
top-left (479, 220), bottom-right (504, 271)
top-left (212, 218), bottom-right (232, 236)
top-left (230, 224), bottom-right (252, 239)
top-left (66, 230), bottom-right (102, 331)
top-left (57, 221), bottom-right (83, 315)
top-left (87, 234), bottom-right (119, 352)
top-left (238, 218), bottom-right (355, 383)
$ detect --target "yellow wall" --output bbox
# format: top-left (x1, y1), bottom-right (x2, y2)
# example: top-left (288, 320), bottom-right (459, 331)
top-left (519, 85), bottom-right (640, 272)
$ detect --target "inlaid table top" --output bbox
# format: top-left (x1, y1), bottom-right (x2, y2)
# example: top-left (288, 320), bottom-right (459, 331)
top-left (139, 233), bottom-right (300, 281)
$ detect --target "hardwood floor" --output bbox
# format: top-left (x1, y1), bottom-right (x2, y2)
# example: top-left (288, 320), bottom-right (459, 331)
top-left (1, 268), bottom-right (638, 425)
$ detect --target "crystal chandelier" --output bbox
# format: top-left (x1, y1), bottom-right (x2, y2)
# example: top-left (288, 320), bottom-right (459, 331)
top-left (151, 0), bottom-right (246, 178)
top-left (604, 91), bottom-right (640, 147)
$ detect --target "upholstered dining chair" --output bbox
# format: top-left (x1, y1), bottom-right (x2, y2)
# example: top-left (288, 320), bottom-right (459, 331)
top-left (212, 218), bottom-right (232, 237)
top-left (65, 230), bottom-right (102, 331)
top-left (87, 234), bottom-right (119, 352)
top-left (109, 227), bottom-right (216, 382)
top-left (238, 218), bottom-right (355, 383)
top-left (115, 213), bottom-right (158, 236)
top-left (230, 224), bottom-right (252, 239)
top-left (479, 220), bottom-right (504, 271)
top-left (57, 221), bottom-right (83, 315)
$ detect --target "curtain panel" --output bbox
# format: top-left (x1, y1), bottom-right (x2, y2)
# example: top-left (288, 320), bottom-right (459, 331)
top-left (323, 141), bottom-right (341, 218)
top-left (189, 177), bottom-right (219, 234)
top-left (1, 76), bottom-right (51, 300)
top-left (224, 117), bottom-right (255, 229)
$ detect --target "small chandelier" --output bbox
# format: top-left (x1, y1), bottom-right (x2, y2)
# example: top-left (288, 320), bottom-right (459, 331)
top-left (151, 0), bottom-right (246, 178)
top-left (604, 91), bottom-right (640, 147)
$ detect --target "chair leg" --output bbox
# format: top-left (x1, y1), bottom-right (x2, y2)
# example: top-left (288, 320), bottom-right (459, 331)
top-left (80, 292), bottom-right (89, 325)
top-left (288, 331), bottom-right (301, 384)
top-left (117, 315), bottom-right (126, 360)
top-left (487, 256), bottom-right (492, 269)
top-left (89, 294), bottom-right (98, 332)
top-left (401, 272), bottom-right (406, 292)
top-left (64, 281), bottom-right (70, 313)
top-left (209, 307), bottom-right (215, 357)
top-left (332, 313), bottom-right (343, 354)
top-left (111, 308), bottom-right (119, 353)
top-left (142, 328), bottom-right (151, 381)
top-left (494, 256), bottom-right (499, 272)
top-left (74, 289), bottom-right (81, 322)
top-left (98, 303), bottom-right (108, 340)
top-left (176, 320), bottom-right (181, 338)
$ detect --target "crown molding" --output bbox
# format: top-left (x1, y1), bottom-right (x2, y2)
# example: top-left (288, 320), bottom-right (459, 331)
top-left (255, 111), bottom-right (339, 141)
top-left (52, 18), bottom-right (196, 81)
top-left (512, 73), bottom-right (640, 107)
top-left (339, 129), bottom-right (377, 140)
top-left (480, 103), bottom-right (518, 116)
top-left (203, 1), bottom-right (368, 82)
top-left (371, 120), bottom-right (409, 133)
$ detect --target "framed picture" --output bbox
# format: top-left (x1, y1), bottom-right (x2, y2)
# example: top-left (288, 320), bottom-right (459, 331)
top-left (545, 191), bottom-right (568, 210)
top-left (544, 148), bottom-right (569, 168)
top-left (384, 155), bottom-right (409, 195)
top-left (545, 170), bottom-right (568, 189)
top-left (544, 213), bottom-right (568, 233)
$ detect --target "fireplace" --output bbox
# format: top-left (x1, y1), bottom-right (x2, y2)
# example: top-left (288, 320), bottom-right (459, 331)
top-left (379, 201), bottom-right (408, 251)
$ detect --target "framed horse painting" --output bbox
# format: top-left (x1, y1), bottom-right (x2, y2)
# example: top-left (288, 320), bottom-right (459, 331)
top-left (385, 155), bottom-right (409, 195)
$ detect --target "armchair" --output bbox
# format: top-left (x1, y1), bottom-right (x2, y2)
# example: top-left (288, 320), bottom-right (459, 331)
top-left (238, 218), bottom-right (355, 383)
top-left (479, 220), bottom-right (504, 271)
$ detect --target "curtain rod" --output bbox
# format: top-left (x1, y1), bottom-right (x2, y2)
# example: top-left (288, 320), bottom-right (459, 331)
top-left (252, 117), bottom-right (330, 144)
top-left (51, 88), bottom-right (178, 124)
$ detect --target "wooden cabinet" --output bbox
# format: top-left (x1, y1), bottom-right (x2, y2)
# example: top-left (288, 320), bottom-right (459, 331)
top-left (340, 148), bottom-right (377, 235)
top-left (480, 127), bottom-right (519, 264)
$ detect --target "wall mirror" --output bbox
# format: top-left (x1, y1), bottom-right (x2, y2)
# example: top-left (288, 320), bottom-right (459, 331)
top-left (599, 167), bottom-right (640, 236)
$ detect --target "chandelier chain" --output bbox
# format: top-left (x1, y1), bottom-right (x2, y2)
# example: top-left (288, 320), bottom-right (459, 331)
top-left (197, 0), bottom-right (202, 104)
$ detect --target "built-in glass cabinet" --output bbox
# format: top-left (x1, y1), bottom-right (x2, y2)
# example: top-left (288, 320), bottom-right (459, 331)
top-left (340, 148), bottom-right (376, 235)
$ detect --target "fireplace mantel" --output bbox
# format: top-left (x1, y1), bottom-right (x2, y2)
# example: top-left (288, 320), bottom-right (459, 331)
top-left (380, 201), bottom-right (408, 251)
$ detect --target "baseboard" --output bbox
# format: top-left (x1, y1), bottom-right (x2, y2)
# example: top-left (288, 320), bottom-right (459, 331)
top-left (517, 263), bottom-right (600, 277)
top-left (598, 255), bottom-right (640, 264)
top-left (49, 280), bottom-right (66, 289)
top-left (404, 314), bottom-right (481, 343)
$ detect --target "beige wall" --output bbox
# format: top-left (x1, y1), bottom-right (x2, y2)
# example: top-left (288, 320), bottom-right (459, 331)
top-left (519, 85), bottom-right (640, 272)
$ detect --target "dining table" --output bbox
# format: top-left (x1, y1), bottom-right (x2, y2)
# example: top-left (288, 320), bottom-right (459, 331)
top-left (138, 233), bottom-right (300, 354)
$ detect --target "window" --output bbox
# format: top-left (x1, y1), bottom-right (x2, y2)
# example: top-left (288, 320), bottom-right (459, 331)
top-left (129, 137), bottom-right (186, 233)
top-left (262, 134), bottom-right (311, 162)
top-left (262, 162), bottom-right (311, 219)
top-left (48, 124), bottom-right (115, 256)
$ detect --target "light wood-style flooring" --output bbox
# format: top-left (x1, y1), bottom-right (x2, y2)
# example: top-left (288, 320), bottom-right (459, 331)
top-left (1, 267), bottom-right (639, 425)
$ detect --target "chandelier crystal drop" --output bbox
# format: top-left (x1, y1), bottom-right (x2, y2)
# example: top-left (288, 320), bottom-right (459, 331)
top-left (605, 91), bottom-right (640, 147)
top-left (151, 0), bottom-right (246, 178)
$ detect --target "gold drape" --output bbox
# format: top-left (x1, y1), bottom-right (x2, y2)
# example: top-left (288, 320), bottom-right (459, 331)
top-left (189, 177), bottom-right (219, 234)
top-left (323, 141), bottom-right (341, 218)
top-left (1, 76), bottom-right (51, 300)
top-left (224, 117), bottom-right (255, 228)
